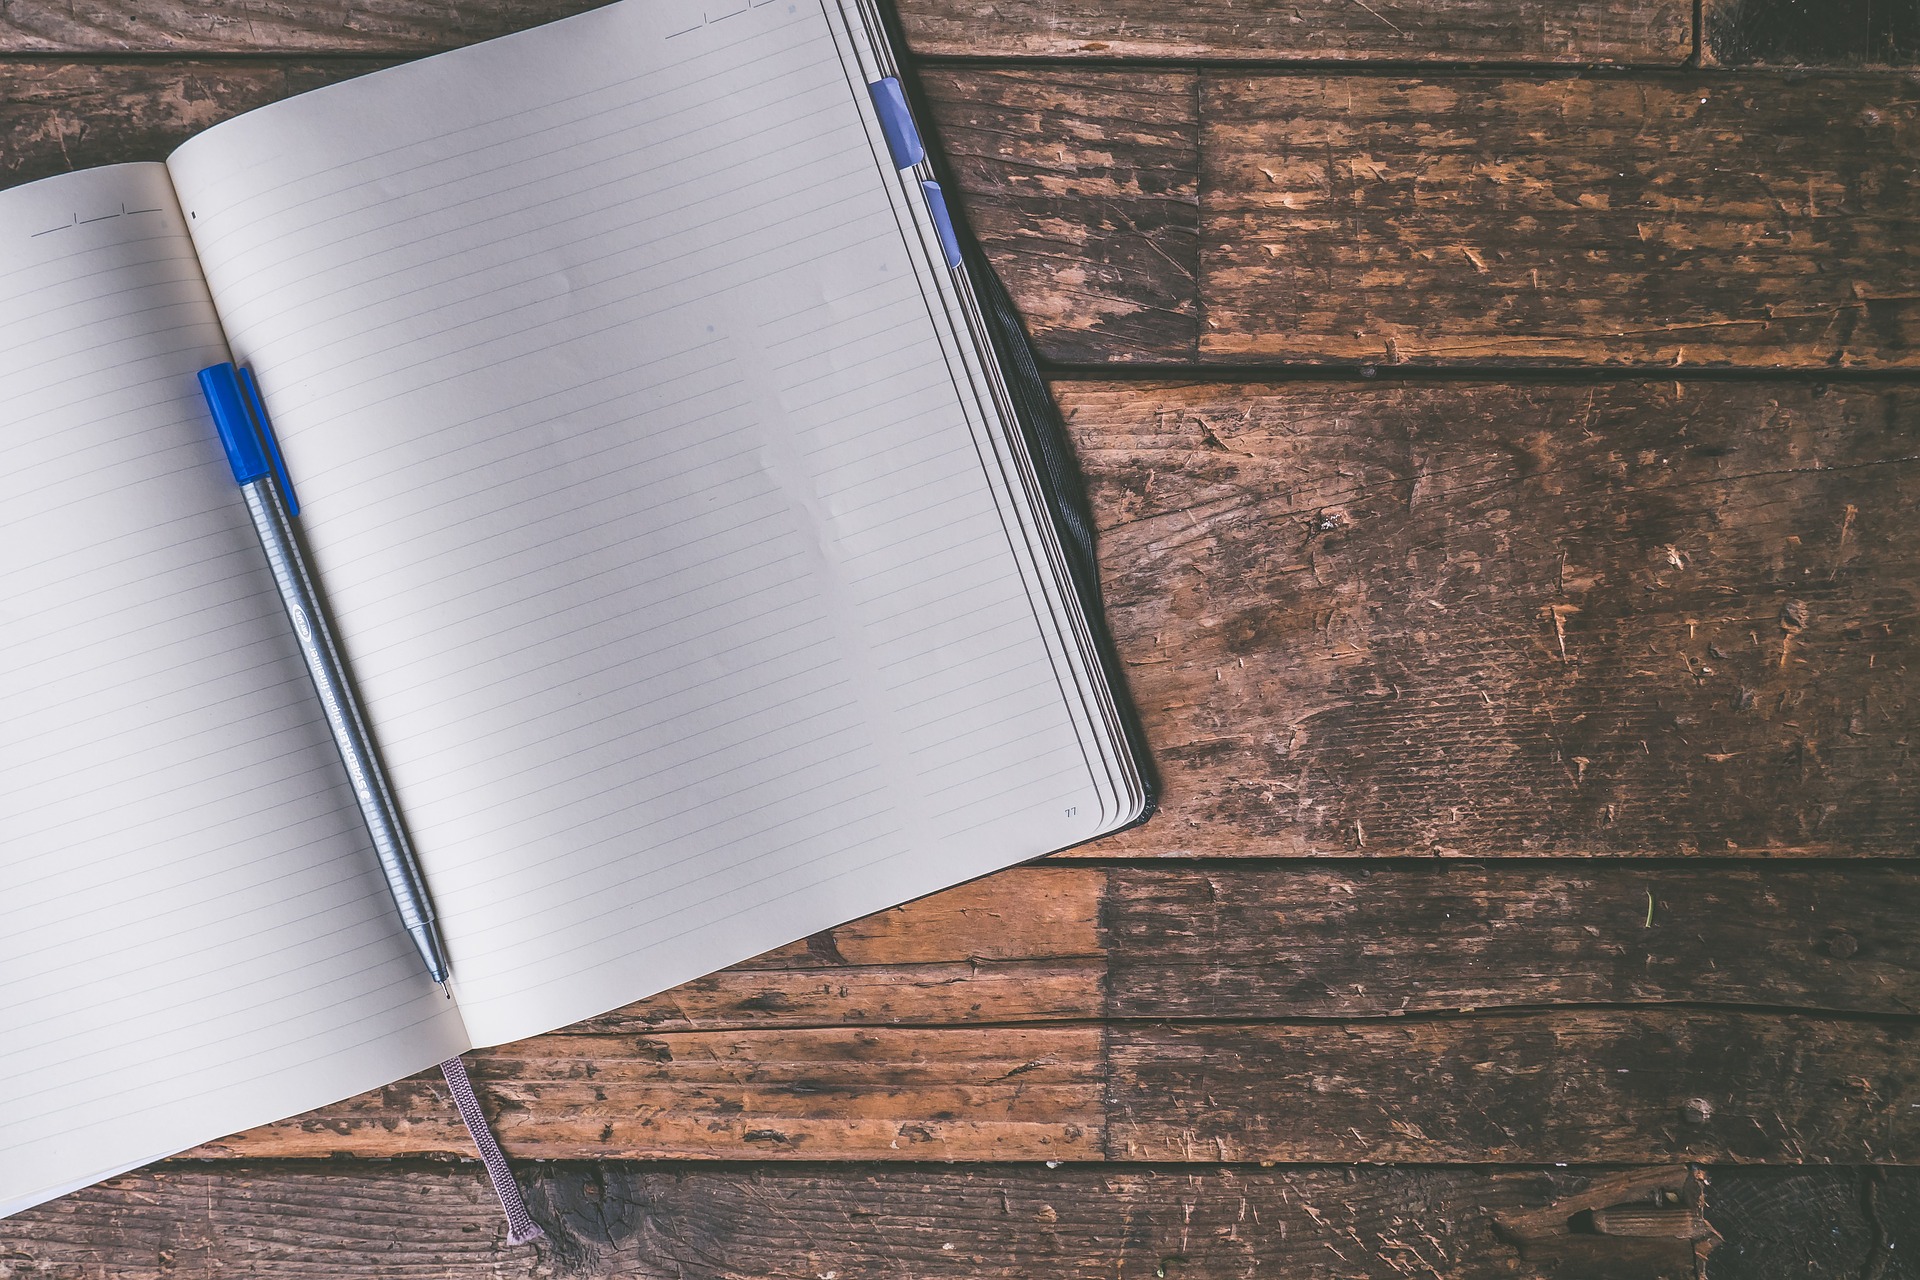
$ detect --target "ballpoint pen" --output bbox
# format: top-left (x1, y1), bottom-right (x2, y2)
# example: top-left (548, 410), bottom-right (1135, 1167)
top-left (197, 362), bottom-right (452, 991)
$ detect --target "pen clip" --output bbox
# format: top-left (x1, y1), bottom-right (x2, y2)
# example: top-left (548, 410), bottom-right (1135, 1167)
top-left (239, 366), bottom-right (300, 517)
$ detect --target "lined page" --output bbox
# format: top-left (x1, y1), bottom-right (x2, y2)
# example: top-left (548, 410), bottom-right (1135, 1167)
top-left (168, 0), bottom-right (1111, 1046)
top-left (0, 165), bottom-right (468, 1218)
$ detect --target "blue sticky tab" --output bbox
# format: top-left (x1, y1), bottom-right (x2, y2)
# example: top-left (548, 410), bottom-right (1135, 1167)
top-left (868, 77), bottom-right (924, 169)
top-left (198, 363), bottom-right (271, 486)
top-left (239, 366), bottom-right (299, 516)
top-left (922, 180), bottom-right (962, 269)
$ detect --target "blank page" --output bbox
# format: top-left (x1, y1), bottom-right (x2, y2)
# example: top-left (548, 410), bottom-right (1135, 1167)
top-left (168, 0), bottom-right (1116, 1046)
top-left (0, 164), bottom-right (468, 1217)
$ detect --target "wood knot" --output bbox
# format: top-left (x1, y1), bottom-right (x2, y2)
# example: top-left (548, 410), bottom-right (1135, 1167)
top-left (1679, 1097), bottom-right (1714, 1125)
top-left (1826, 930), bottom-right (1860, 959)
top-left (1780, 599), bottom-right (1810, 631)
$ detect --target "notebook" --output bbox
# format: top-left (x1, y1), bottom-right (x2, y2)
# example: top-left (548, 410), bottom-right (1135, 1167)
top-left (0, 0), bottom-right (1153, 1217)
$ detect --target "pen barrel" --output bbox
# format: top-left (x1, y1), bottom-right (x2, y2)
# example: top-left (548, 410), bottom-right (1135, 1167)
top-left (241, 475), bottom-right (449, 982)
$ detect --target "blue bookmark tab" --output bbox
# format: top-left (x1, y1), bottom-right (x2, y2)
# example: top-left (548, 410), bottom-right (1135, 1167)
top-left (922, 180), bottom-right (962, 269)
top-left (238, 366), bottom-right (300, 516)
top-left (868, 77), bottom-right (924, 169)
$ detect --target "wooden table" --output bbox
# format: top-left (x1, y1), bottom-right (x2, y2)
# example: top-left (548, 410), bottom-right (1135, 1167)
top-left (5, 1), bottom-right (1918, 1274)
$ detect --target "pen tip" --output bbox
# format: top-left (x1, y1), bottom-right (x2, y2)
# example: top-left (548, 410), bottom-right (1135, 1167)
top-left (439, 979), bottom-right (452, 1000)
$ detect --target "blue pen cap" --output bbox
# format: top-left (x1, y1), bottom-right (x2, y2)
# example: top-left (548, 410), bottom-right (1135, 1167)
top-left (238, 365), bottom-right (299, 516)
top-left (198, 363), bottom-right (271, 485)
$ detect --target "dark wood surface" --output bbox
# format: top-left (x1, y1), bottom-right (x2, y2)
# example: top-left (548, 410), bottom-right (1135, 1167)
top-left (2, 0), bottom-right (1918, 1275)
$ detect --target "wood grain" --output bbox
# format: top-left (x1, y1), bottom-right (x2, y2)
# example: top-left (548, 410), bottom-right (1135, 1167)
top-left (1108, 1011), bottom-right (1920, 1165)
top-left (903, 0), bottom-right (1695, 63)
top-left (917, 68), bottom-right (1200, 364)
top-left (1702, 0), bottom-right (1920, 66)
top-left (162, 1009), bottom-right (1920, 1163)
top-left (0, 0), bottom-right (1697, 63)
top-left (1065, 380), bottom-right (1920, 857)
top-left (1104, 864), bottom-right (1920, 1018)
top-left (1201, 74), bottom-right (1920, 368)
top-left (10, 1165), bottom-right (1920, 1276)
top-left (0, 1162), bottom-right (1771, 1279)
top-left (191, 1026), bottom-right (1105, 1161)
top-left (596, 861), bottom-right (1920, 1034)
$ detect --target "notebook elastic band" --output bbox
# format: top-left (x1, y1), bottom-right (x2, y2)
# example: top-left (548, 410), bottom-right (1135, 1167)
top-left (440, 1055), bottom-right (545, 1245)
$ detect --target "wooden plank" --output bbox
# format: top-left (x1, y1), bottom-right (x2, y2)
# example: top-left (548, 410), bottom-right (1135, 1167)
top-left (0, 0), bottom-right (1698, 63)
top-left (1105, 865), bottom-right (1920, 1018)
top-left (1201, 74), bottom-right (1920, 369)
top-left (585, 956), bottom-right (1103, 1031)
top-left (1702, 0), bottom-right (1920, 66)
top-left (1064, 379), bottom-right (1920, 857)
top-left (1108, 1011), bottom-right (1920, 1165)
top-left (189, 1026), bottom-right (1105, 1161)
top-left (903, 0), bottom-right (1695, 63)
top-left (0, 1162), bottom-right (1792, 1278)
top-left (176, 1009), bottom-right (1917, 1163)
top-left (12, 1164), bottom-right (1917, 1276)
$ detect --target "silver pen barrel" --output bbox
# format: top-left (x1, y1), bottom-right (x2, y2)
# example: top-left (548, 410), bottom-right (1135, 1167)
top-left (241, 471), bottom-right (451, 985)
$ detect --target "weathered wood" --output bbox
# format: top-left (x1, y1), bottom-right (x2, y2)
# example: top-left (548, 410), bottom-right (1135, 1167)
top-left (165, 1008), bottom-right (1920, 1163)
top-left (1063, 379), bottom-right (1920, 857)
top-left (1702, 0), bottom-right (1920, 66)
top-left (1104, 865), bottom-right (1920, 1018)
top-left (1201, 74), bottom-right (1920, 368)
top-left (1494, 1166), bottom-right (1716, 1274)
top-left (904, 0), bottom-right (1694, 63)
top-left (190, 1026), bottom-right (1105, 1161)
top-left (584, 956), bottom-right (1103, 1032)
top-left (917, 68), bottom-right (1200, 364)
top-left (9, 1163), bottom-right (1915, 1277)
top-left (1108, 1011), bottom-right (1920, 1164)
top-left (21, 1162), bottom-right (1890, 1279)
top-left (0, 0), bottom-right (1698, 62)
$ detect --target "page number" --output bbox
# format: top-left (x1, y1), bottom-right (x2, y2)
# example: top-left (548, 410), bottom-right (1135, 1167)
top-left (1064, 806), bottom-right (1077, 817)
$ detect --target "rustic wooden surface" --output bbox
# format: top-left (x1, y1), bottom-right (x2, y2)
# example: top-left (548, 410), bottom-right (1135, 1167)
top-left (2, 0), bottom-right (1918, 1275)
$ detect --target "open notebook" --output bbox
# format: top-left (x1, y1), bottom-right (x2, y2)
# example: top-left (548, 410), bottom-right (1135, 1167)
top-left (0, 0), bottom-right (1152, 1217)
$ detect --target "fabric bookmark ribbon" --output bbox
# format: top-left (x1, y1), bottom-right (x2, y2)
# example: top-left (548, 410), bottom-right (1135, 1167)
top-left (441, 1055), bottom-right (545, 1245)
